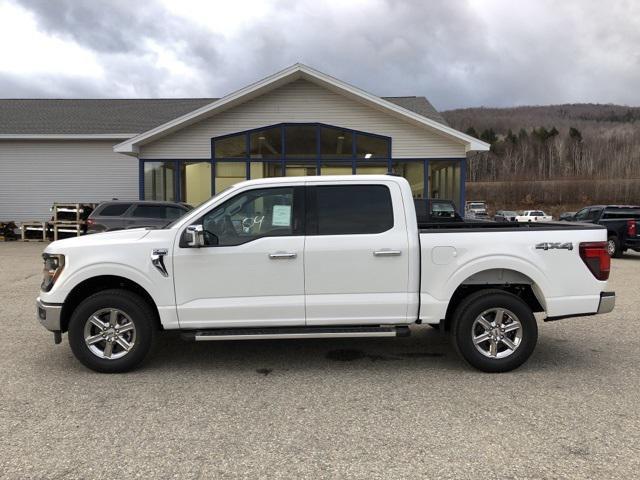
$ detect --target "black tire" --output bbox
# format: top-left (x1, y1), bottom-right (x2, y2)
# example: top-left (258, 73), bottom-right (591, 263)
top-left (451, 289), bottom-right (538, 373)
top-left (68, 289), bottom-right (156, 373)
top-left (607, 236), bottom-right (623, 258)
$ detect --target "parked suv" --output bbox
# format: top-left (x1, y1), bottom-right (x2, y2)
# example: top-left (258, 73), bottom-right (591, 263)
top-left (87, 201), bottom-right (192, 233)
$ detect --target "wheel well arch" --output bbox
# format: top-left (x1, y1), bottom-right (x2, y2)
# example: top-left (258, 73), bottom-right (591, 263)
top-left (442, 269), bottom-right (545, 331)
top-left (59, 275), bottom-right (162, 333)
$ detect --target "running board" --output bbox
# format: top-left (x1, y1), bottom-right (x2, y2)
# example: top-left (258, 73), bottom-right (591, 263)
top-left (181, 325), bottom-right (410, 342)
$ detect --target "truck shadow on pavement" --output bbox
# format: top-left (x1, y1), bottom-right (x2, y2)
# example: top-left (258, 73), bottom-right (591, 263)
top-left (127, 326), bottom-right (598, 375)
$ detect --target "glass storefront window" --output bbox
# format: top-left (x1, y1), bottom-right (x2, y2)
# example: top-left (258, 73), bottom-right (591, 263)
top-left (181, 162), bottom-right (212, 206)
top-left (321, 161), bottom-right (352, 175)
top-left (356, 162), bottom-right (389, 175)
top-left (249, 161), bottom-right (283, 179)
top-left (215, 162), bottom-right (246, 193)
top-left (320, 127), bottom-right (353, 159)
top-left (144, 162), bottom-right (175, 201)
top-left (356, 134), bottom-right (389, 159)
top-left (429, 160), bottom-right (461, 209)
top-left (215, 133), bottom-right (246, 158)
top-left (285, 162), bottom-right (316, 176)
top-left (285, 125), bottom-right (317, 159)
top-left (391, 161), bottom-right (424, 199)
top-left (250, 127), bottom-right (282, 159)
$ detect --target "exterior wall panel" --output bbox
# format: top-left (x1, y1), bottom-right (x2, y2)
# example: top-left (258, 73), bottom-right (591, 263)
top-left (140, 79), bottom-right (465, 159)
top-left (0, 140), bottom-right (137, 222)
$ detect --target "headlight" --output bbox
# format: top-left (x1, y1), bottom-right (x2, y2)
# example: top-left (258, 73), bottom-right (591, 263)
top-left (41, 253), bottom-right (65, 292)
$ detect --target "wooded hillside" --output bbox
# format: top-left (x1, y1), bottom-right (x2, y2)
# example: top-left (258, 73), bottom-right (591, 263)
top-left (442, 104), bottom-right (640, 214)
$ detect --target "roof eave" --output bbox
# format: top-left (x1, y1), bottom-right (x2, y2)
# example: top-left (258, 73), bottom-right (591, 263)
top-left (0, 133), bottom-right (137, 140)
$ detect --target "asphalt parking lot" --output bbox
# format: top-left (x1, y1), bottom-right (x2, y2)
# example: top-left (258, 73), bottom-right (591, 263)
top-left (0, 242), bottom-right (639, 479)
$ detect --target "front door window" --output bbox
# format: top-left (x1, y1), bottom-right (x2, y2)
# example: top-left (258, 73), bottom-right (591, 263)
top-left (201, 187), bottom-right (295, 246)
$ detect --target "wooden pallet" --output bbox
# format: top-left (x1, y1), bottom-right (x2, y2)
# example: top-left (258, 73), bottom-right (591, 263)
top-left (53, 223), bottom-right (83, 241)
top-left (52, 203), bottom-right (97, 223)
top-left (20, 221), bottom-right (49, 242)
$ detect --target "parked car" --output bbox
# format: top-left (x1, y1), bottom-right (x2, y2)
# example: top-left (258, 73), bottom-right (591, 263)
top-left (495, 210), bottom-right (518, 222)
top-left (87, 201), bottom-right (192, 233)
top-left (515, 210), bottom-right (553, 222)
top-left (37, 175), bottom-right (614, 374)
top-left (559, 211), bottom-right (577, 221)
top-left (570, 205), bottom-right (640, 257)
top-left (465, 200), bottom-right (488, 219)
top-left (414, 199), bottom-right (462, 225)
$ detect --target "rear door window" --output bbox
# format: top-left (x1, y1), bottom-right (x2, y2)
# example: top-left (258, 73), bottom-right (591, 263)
top-left (98, 203), bottom-right (132, 216)
top-left (602, 208), bottom-right (640, 219)
top-left (309, 185), bottom-right (393, 235)
top-left (131, 205), bottom-right (184, 219)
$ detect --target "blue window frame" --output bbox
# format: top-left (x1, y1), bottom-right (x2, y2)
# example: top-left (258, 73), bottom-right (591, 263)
top-left (138, 122), bottom-right (466, 213)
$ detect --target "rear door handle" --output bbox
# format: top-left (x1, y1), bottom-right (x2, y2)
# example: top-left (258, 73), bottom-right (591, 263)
top-left (269, 252), bottom-right (297, 259)
top-left (373, 249), bottom-right (402, 257)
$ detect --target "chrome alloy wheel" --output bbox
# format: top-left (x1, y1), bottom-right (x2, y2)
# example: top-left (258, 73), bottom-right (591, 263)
top-left (607, 239), bottom-right (616, 256)
top-left (471, 308), bottom-right (522, 359)
top-left (83, 308), bottom-right (136, 360)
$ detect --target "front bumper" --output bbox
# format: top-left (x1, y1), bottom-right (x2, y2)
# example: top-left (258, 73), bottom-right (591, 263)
top-left (36, 297), bottom-right (62, 332)
top-left (597, 291), bottom-right (615, 314)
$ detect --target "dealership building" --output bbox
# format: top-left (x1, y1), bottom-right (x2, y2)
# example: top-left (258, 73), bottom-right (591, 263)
top-left (0, 64), bottom-right (489, 221)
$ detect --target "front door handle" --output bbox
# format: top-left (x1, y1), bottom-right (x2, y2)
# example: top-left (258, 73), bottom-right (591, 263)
top-left (269, 252), bottom-right (297, 259)
top-left (373, 249), bottom-right (402, 257)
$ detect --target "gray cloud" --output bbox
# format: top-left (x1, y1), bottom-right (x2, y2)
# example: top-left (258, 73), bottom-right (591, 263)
top-left (4, 0), bottom-right (640, 109)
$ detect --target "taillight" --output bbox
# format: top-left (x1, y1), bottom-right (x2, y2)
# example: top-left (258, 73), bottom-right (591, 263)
top-left (579, 242), bottom-right (610, 281)
top-left (628, 219), bottom-right (637, 237)
top-left (87, 219), bottom-right (95, 226)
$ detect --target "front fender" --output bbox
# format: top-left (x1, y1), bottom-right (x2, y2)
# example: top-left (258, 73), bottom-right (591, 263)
top-left (42, 262), bottom-right (166, 307)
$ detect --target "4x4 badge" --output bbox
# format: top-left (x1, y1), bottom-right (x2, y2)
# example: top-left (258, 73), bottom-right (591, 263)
top-left (535, 242), bottom-right (573, 251)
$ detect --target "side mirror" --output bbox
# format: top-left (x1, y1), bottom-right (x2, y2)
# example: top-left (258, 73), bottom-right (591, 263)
top-left (185, 224), bottom-right (205, 248)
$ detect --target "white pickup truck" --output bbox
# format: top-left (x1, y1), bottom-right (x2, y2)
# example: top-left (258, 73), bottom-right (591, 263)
top-left (516, 210), bottom-right (553, 222)
top-left (37, 176), bottom-right (614, 373)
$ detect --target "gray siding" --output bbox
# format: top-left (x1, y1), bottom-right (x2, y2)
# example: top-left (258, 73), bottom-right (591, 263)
top-left (0, 141), bottom-right (137, 222)
top-left (140, 79), bottom-right (465, 159)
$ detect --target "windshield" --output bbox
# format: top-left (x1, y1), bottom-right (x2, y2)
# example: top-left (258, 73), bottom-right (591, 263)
top-left (431, 202), bottom-right (456, 218)
top-left (469, 203), bottom-right (485, 209)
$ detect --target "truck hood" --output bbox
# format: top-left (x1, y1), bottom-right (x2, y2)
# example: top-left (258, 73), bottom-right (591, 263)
top-left (45, 228), bottom-right (152, 253)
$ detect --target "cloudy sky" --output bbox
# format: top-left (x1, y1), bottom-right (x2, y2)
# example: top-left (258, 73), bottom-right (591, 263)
top-left (0, 0), bottom-right (638, 110)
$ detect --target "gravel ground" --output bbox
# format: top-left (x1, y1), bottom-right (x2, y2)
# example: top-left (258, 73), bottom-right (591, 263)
top-left (0, 242), bottom-right (639, 479)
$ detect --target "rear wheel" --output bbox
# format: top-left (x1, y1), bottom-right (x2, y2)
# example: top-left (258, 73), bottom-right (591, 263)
top-left (451, 290), bottom-right (538, 373)
top-left (607, 236), bottom-right (622, 258)
top-left (68, 289), bottom-right (156, 373)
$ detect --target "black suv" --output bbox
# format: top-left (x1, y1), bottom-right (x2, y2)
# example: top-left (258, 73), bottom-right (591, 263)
top-left (87, 201), bottom-right (192, 233)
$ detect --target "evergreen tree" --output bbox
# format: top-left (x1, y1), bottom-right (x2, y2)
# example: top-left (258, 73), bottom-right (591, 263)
top-left (518, 128), bottom-right (528, 141)
top-left (569, 127), bottom-right (582, 141)
top-left (480, 128), bottom-right (497, 144)
top-left (465, 127), bottom-right (479, 138)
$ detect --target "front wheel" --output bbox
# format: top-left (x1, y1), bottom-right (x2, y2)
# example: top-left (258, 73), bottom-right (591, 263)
top-left (68, 289), bottom-right (156, 373)
top-left (451, 290), bottom-right (538, 373)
